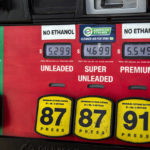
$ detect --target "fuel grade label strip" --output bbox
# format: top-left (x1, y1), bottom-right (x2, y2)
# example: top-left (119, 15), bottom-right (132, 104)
top-left (116, 98), bottom-right (150, 143)
top-left (35, 95), bottom-right (73, 137)
top-left (74, 96), bottom-right (113, 140)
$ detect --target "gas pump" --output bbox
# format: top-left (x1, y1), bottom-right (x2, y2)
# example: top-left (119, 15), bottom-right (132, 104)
top-left (1, 0), bottom-right (150, 149)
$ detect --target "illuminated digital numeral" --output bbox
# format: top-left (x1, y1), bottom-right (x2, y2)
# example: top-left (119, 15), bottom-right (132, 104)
top-left (82, 43), bottom-right (112, 59)
top-left (43, 43), bottom-right (72, 59)
top-left (35, 95), bottom-right (73, 137)
top-left (123, 43), bottom-right (150, 59)
top-left (116, 98), bottom-right (150, 143)
top-left (74, 96), bottom-right (113, 140)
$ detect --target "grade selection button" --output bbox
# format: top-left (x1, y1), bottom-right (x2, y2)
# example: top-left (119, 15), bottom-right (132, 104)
top-left (74, 96), bottom-right (113, 140)
top-left (116, 98), bottom-right (150, 143)
top-left (35, 95), bottom-right (73, 137)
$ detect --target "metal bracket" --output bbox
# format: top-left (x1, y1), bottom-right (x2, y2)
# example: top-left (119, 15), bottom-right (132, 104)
top-left (86, 0), bottom-right (146, 14)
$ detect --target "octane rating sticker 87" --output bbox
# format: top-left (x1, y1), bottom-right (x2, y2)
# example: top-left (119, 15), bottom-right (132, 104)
top-left (74, 96), bottom-right (113, 140)
top-left (35, 95), bottom-right (73, 137)
top-left (116, 98), bottom-right (150, 143)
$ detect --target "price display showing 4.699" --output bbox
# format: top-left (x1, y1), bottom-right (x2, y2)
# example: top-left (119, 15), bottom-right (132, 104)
top-left (35, 95), bottom-right (73, 137)
top-left (82, 43), bottom-right (112, 59)
top-left (116, 98), bottom-right (150, 143)
top-left (74, 97), bottom-right (113, 140)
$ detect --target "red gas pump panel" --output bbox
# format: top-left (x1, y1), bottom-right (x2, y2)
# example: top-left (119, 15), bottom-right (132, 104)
top-left (2, 23), bottom-right (150, 147)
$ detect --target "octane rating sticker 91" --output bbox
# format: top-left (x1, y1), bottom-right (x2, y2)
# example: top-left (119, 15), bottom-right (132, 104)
top-left (116, 98), bottom-right (150, 143)
top-left (35, 95), bottom-right (73, 137)
top-left (74, 96), bottom-right (113, 140)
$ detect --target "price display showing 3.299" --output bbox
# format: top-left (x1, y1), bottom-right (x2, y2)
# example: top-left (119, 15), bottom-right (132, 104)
top-left (82, 43), bottom-right (112, 59)
top-left (116, 98), bottom-right (150, 143)
top-left (44, 43), bottom-right (72, 59)
top-left (74, 96), bottom-right (113, 140)
top-left (123, 43), bottom-right (150, 59)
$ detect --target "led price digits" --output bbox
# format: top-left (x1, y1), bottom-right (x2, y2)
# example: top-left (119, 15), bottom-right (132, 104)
top-left (86, 46), bottom-right (110, 56)
top-left (47, 47), bottom-right (71, 56)
top-left (82, 43), bottom-right (112, 59)
top-left (44, 43), bottom-right (72, 59)
top-left (127, 47), bottom-right (150, 56)
top-left (123, 43), bottom-right (150, 59)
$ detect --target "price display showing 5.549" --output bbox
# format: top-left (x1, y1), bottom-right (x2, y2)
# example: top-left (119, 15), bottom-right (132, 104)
top-left (35, 95), bottom-right (73, 137)
top-left (116, 98), bottom-right (150, 143)
top-left (74, 96), bottom-right (114, 140)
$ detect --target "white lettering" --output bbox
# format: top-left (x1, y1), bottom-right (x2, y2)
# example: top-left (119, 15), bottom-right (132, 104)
top-left (41, 65), bottom-right (73, 72)
top-left (120, 66), bottom-right (150, 74)
top-left (85, 66), bottom-right (107, 73)
top-left (78, 75), bottom-right (113, 83)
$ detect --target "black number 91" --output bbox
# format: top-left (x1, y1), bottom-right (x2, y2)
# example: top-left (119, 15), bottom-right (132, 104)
top-left (124, 111), bottom-right (148, 131)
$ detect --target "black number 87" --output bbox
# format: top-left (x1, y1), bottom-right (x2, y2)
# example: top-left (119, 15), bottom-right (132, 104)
top-left (40, 107), bottom-right (66, 126)
top-left (79, 109), bottom-right (106, 128)
top-left (124, 111), bottom-right (148, 131)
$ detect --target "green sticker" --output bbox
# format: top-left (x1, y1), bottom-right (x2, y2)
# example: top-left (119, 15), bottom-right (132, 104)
top-left (92, 27), bottom-right (111, 36)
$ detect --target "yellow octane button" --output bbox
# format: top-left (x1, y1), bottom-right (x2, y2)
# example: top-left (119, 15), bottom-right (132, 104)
top-left (35, 95), bottom-right (73, 137)
top-left (74, 96), bottom-right (113, 140)
top-left (116, 98), bottom-right (150, 143)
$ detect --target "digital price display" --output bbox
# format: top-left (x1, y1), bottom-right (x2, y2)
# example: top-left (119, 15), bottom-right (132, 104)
top-left (74, 96), bottom-right (113, 140)
top-left (123, 43), bottom-right (150, 59)
top-left (44, 43), bottom-right (72, 59)
top-left (35, 95), bottom-right (73, 137)
top-left (116, 98), bottom-right (150, 143)
top-left (82, 43), bottom-right (112, 59)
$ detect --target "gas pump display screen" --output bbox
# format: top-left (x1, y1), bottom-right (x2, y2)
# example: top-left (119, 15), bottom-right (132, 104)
top-left (44, 43), bottom-right (72, 59)
top-left (82, 43), bottom-right (112, 59)
top-left (123, 43), bottom-right (150, 59)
